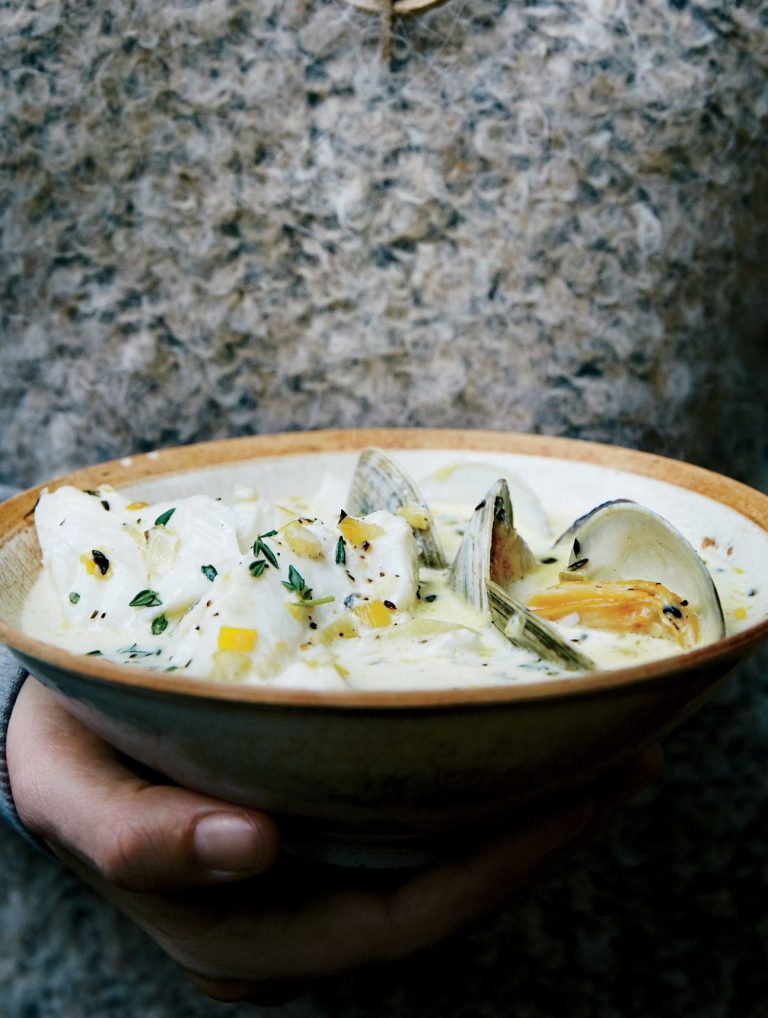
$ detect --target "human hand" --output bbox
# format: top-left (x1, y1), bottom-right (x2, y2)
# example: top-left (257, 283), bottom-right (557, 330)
top-left (7, 675), bottom-right (662, 1006)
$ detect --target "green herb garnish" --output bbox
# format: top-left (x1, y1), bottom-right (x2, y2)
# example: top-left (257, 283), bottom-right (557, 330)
top-left (69, 592), bottom-right (81, 604)
top-left (86, 649), bottom-right (102, 656)
top-left (282, 564), bottom-right (306, 594)
top-left (151, 614), bottom-right (168, 635)
top-left (118, 643), bottom-right (162, 658)
top-left (201, 564), bottom-right (217, 582)
top-left (424, 594), bottom-right (438, 603)
top-left (293, 595), bottom-right (335, 607)
top-left (253, 531), bottom-right (279, 568)
top-left (129, 589), bottom-right (163, 608)
top-left (335, 536), bottom-right (346, 565)
top-left (154, 508), bottom-right (176, 527)
top-left (249, 559), bottom-right (267, 578)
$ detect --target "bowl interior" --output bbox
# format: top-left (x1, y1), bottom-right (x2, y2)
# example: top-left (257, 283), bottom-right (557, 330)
top-left (2, 430), bottom-right (768, 703)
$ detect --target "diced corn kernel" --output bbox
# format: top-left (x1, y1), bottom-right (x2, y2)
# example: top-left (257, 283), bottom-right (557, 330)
top-left (339, 516), bottom-right (384, 547)
top-left (217, 626), bottom-right (257, 652)
top-left (352, 599), bottom-right (393, 629)
top-left (320, 614), bottom-right (358, 643)
top-left (80, 552), bottom-right (110, 578)
top-left (126, 501), bottom-right (149, 511)
top-left (80, 553), bottom-right (97, 576)
top-left (283, 521), bottom-right (324, 559)
top-left (734, 607), bottom-right (748, 620)
top-left (396, 504), bottom-right (431, 530)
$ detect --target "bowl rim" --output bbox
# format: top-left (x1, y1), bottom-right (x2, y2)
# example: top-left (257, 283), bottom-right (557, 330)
top-left (2, 426), bottom-right (767, 710)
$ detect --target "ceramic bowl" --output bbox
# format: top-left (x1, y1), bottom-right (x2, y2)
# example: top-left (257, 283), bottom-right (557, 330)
top-left (2, 429), bottom-right (768, 867)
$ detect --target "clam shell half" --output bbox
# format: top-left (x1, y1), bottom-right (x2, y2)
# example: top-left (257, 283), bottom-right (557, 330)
top-left (449, 479), bottom-right (594, 670)
top-left (556, 499), bottom-right (726, 646)
top-left (346, 448), bottom-right (447, 569)
top-left (487, 581), bottom-right (594, 672)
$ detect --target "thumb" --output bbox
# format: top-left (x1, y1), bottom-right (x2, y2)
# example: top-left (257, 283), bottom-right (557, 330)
top-left (7, 676), bottom-right (280, 891)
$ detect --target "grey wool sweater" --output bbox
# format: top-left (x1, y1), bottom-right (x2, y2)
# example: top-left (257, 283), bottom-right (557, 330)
top-left (1, 0), bottom-right (767, 1015)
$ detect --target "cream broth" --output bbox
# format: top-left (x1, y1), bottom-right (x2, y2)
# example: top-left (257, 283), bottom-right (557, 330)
top-left (20, 471), bottom-right (748, 690)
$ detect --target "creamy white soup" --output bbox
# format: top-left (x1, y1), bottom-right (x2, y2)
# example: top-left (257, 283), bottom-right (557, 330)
top-left (20, 458), bottom-right (754, 690)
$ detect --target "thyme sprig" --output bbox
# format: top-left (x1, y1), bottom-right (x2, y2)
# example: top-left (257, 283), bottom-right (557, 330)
top-left (253, 530), bottom-right (279, 568)
top-left (282, 564), bottom-right (309, 597)
top-left (294, 595), bottom-right (335, 607)
top-left (282, 563), bottom-right (327, 603)
top-left (117, 643), bottom-right (162, 658)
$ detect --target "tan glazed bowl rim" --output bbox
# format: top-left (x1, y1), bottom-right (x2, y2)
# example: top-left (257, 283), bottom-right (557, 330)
top-left (2, 427), bottom-right (768, 710)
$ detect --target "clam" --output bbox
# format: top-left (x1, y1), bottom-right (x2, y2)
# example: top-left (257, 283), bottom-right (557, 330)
top-left (346, 448), bottom-right (447, 568)
top-left (418, 461), bottom-right (552, 542)
top-left (448, 479), bottom-right (594, 671)
top-left (530, 499), bottom-right (726, 649)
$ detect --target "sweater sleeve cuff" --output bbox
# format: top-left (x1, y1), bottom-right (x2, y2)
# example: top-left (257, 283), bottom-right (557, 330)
top-left (0, 644), bottom-right (56, 856)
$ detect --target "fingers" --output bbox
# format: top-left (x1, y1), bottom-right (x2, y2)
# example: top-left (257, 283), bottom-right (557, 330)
top-left (95, 792), bottom-right (595, 991)
top-left (6, 673), bottom-right (664, 1007)
top-left (176, 750), bottom-right (662, 1005)
top-left (361, 794), bottom-right (597, 964)
top-left (6, 676), bottom-right (280, 891)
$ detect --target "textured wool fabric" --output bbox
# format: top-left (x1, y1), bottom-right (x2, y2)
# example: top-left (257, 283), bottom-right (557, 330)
top-left (0, 487), bottom-right (40, 852)
top-left (0, 646), bottom-right (33, 849)
top-left (1, 0), bottom-right (767, 1015)
top-left (1, 0), bottom-right (767, 487)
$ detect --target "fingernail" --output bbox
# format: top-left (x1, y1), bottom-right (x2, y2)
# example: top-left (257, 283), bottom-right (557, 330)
top-left (193, 812), bottom-right (264, 872)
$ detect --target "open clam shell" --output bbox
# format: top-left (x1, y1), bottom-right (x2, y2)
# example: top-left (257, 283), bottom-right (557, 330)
top-left (555, 499), bottom-right (726, 646)
top-left (448, 479), bottom-right (532, 612)
top-left (449, 479), bottom-right (593, 670)
top-left (346, 448), bottom-right (447, 569)
top-left (418, 461), bottom-right (552, 541)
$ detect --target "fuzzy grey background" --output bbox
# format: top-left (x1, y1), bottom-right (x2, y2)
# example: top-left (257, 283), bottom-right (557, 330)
top-left (1, 0), bottom-right (767, 1015)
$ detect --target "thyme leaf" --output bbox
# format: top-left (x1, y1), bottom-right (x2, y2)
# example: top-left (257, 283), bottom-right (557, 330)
top-left (151, 614), bottom-right (169, 635)
top-left (335, 536), bottom-right (346, 565)
top-left (129, 589), bottom-right (163, 608)
top-left (249, 559), bottom-right (267, 578)
top-left (201, 564), bottom-right (217, 582)
top-left (253, 534), bottom-right (279, 568)
top-left (69, 592), bottom-right (81, 604)
top-left (282, 564), bottom-right (306, 594)
top-left (154, 508), bottom-right (176, 527)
